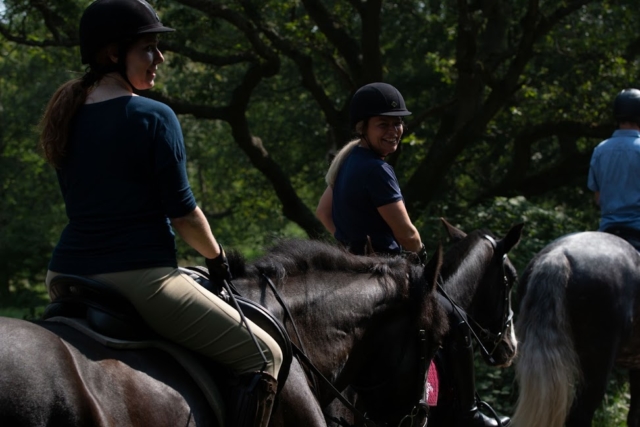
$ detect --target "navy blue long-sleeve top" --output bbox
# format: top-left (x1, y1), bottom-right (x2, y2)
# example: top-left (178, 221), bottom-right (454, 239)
top-left (49, 96), bottom-right (197, 275)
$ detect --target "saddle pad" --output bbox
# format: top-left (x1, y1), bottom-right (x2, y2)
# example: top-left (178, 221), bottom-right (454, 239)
top-left (425, 360), bottom-right (439, 406)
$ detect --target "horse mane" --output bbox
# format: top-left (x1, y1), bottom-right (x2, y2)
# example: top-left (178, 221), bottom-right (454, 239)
top-left (228, 238), bottom-right (409, 284)
top-left (227, 239), bottom-right (439, 330)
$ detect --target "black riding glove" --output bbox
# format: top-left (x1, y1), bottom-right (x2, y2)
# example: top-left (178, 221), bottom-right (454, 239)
top-left (402, 243), bottom-right (428, 266)
top-left (416, 243), bottom-right (428, 265)
top-left (205, 244), bottom-right (232, 284)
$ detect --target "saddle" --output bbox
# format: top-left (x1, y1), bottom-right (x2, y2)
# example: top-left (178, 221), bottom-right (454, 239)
top-left (42, 268), bottom-right (293, 423)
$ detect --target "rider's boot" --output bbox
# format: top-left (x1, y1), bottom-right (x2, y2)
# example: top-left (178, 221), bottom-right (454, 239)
top-left (226, 371), bottom-right (278, 427)
top-left (449, 319), bottom-right (511, 427)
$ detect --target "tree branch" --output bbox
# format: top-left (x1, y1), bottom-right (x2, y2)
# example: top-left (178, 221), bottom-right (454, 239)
top-left (0, 24), bottom-right (76, 47)
top-left (141, 92), bottom-right (231, 121)
top-left (172, 0), bottom-right (278, 63)
top-left (475, 120), bottom-right (612, 201)
top-left (300, 0), bottom-right (362, 78)
top-left (161, 41), bottom-right (258, 66)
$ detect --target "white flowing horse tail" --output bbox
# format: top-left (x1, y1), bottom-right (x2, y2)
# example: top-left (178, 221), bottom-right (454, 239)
top-left (512, 253), bottom-right (581, 427)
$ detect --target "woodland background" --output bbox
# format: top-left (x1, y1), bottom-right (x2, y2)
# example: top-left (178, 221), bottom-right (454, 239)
top-left (0, 0), bottom-right (636, 424)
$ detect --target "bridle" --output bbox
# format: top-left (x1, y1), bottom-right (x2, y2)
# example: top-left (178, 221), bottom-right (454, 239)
top-left (436, 234), bottom-right (514, 365)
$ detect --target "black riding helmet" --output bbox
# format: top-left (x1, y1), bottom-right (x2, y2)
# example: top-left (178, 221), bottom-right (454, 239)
top-left (80, 0), bottom-right (175, 65)
top-left (349, 82), bottom-right (411, 129)
top-left (79, 0), bottom-right (174, 89)
top-left (613, 88), bottom-right (640, 124)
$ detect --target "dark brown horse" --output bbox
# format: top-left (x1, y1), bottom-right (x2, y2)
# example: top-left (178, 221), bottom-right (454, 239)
top-left (0, 239), bottom-right (448, 426)
top-left (325, 219), bottom-right (523, 426)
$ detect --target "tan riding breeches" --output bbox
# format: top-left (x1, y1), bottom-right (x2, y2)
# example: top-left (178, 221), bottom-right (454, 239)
top-left (46, 267), bottom-right (282, 377)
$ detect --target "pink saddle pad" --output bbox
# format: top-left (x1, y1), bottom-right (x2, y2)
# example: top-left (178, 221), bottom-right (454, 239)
top-left (425, 360), bottom-right (439, 406)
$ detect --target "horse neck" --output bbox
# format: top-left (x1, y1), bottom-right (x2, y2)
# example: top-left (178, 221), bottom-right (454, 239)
top-left (239, 271), bottom-right (409, 377)
top-left (441, 237), bottom-right (493, 310)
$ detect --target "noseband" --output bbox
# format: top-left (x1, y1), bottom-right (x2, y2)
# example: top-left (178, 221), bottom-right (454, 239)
top-left (437, 234), bottom-right (513, 365)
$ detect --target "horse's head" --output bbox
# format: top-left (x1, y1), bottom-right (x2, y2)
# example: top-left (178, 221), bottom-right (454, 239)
top-left (345, 245), bottom-right (448, 426)
top-left (441, 218), bottom-right (523, 367)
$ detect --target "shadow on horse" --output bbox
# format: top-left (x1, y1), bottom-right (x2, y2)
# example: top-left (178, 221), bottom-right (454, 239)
top-left (0, 238), bottom-right (448, 427)
top-left (325, 219), bottom-right (524, 426)
top-left (513, 231), bottom-right (640, 427)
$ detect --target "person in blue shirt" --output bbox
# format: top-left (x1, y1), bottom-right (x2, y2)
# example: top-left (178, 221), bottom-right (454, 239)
top-left (588, 88), bottom-right (640, 250)
top-left (316, 82), bottom-right (510, 427)
top-left (38, 1), bottom-right (281, 426)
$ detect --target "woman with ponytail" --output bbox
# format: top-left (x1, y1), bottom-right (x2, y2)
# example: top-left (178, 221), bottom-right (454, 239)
top-left (316, 82), bottom-right (426, 258)
top-left (41, 2), bottom-right (281, 426)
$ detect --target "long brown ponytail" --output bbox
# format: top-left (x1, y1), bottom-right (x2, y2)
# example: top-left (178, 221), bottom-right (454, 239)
top-left (38, 73), bottom-right (96, 169)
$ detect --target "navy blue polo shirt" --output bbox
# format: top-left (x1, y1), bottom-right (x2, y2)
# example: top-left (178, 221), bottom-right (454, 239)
top-left (332, 146), bottom-right (404, 254)
top-left (49, 96), bottom-right (197, 275)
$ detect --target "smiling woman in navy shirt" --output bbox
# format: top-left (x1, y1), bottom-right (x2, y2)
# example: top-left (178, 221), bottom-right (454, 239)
top-left (316, 82), bottom-right (426, 258)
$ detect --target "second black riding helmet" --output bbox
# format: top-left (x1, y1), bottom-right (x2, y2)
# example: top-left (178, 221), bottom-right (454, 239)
top-left (349, 82), bottom-right (412, 129)
top-left (613, 88), bottom-right (640, 124)
top-left (79, 0), bottom-right (175, 65)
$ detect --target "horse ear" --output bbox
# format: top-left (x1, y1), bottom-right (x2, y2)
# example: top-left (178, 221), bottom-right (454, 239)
top-left (500, 222), bottom-right (525, 253)
top-left (440, 217), bottom-right (466, 242)
top-left (423, 243), bottom-right (444, 294)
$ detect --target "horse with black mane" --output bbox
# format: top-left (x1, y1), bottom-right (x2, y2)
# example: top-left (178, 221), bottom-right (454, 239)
top-left (513, 231), bottom-right (640, 427)
top-left (325, 219), bottom-right (523, 427)
top-left (0, 238), bottom-right (448, 427)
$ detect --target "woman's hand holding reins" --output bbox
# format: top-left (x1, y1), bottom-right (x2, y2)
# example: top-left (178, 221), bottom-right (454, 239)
top-left (205, 244), bottom-right (233, 284)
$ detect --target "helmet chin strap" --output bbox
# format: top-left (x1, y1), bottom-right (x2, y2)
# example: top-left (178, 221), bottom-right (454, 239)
top-left (117, 47), bottom-right (139, 92)
top-left (118, 69), bottom-right (137, 92)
